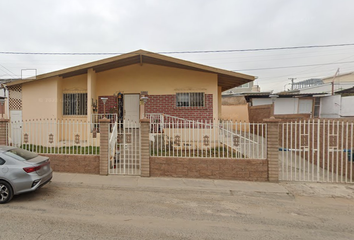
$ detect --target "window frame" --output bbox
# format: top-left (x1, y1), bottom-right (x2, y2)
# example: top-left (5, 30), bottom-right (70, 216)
top-left (313, 97), bottom-right (321, 118)
top-left (63, 93), bottom-right (88, 116)
top-left (176, 92), bottom-right (205, 107)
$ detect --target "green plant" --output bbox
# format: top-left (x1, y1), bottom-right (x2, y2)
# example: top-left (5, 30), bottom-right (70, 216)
top-left (20, 144), bottom-right (100, 155)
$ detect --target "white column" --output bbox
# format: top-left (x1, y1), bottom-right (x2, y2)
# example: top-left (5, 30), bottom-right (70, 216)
top-left (87, 68), bottom-right (97, 123)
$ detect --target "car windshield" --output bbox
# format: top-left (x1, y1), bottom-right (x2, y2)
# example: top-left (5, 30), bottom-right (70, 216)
top-left (4, 148), bottom-right (38, 161)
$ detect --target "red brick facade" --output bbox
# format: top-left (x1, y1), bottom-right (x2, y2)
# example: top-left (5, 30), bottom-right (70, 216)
top-left (98, 94), bottom-right (214, 121)
top-left (145, 94), bottom-right (213, 121)
top-left (150, 157), bottom-right (268, 181)
top-left (98, 95), bottom-right (117, 114)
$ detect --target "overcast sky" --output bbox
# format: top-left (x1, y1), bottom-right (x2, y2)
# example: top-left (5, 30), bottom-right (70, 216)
top-left (1, 0), bottom-right (354, 92)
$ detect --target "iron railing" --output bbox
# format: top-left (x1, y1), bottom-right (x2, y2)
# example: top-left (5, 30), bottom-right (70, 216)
top-left (7, 119), bottom-right (100, 155)
top-left (148, 115), bottom-right (267, 159)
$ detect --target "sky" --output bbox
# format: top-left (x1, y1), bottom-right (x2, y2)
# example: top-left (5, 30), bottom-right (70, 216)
top-left (1, 0), bottom-right (354, 92)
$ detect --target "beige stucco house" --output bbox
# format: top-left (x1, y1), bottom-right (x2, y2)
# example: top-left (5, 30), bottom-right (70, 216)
top-left (4, 50), bottom-right (255, 123)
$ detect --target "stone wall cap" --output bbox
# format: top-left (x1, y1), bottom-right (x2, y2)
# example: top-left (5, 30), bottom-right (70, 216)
top-left (140, 118), bottom-right (150, 123)
top-left (263, 117), bottom-right (282, 123)
top-left (99, 118), bottom-right (111, 123)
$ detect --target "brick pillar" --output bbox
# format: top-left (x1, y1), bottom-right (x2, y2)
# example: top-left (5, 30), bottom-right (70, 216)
top-left (140, 118), bottom-right (150, 177)
top-left (99, 118), bottom-right (110, 175)
top-left (264, 118), bottom-right (281, 182)
top-left (0, 119), bottom-right (9, 145)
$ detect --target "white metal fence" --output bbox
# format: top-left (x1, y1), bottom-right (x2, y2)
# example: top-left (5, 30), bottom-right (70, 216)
top-left (149, 114), bottom-right (267, 159)
top-left (6, 119), bottom-right (100, 155)
top-left (280, 119), bottom-right (354, 183)
top-left (109, 120), bottom-right (141, 175)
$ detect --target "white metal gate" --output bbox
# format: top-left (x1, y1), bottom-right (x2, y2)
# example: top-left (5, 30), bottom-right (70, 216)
top-left (280, 119), bottom-right (353, 183)
top-left (109, 120), bottom-right (141, 175)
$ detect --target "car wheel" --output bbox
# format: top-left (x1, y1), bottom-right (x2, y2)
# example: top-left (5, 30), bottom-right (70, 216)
top-left (0, 181), bottom-right (13, 204)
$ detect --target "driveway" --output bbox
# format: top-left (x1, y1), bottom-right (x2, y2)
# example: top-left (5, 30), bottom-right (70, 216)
top-left (1, 173), bottom-right (354, 240)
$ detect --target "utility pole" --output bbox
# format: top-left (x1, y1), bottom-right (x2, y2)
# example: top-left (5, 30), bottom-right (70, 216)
top-left (331, 68), bottom-right (340, 95)
top-left (289, 78), bottom-right (296, 91)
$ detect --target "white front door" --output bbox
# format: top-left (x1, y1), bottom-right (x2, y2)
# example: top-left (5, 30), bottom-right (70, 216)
top-left (124, 94), bottom-right (140, 124)
top-left (10, 110), bottom-right (22, 147)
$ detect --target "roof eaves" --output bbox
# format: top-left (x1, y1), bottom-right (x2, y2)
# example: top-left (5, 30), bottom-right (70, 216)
top-left (5, 49), bottom-right (255, 86)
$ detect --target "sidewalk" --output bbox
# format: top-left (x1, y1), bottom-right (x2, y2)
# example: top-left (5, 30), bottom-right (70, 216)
top-left (52, 172), bottom-right (354, 198)
top-left (52, 172), bottom-right (288, 194)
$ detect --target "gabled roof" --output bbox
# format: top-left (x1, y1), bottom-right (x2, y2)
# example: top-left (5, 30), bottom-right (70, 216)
top-left (6, 49), bottom-right (255, 91)
top-left (239, 92), bottom-right (324, 102)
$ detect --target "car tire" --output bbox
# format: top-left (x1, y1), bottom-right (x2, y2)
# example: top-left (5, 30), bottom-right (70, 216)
top-left (0, 180), bottom-right (13, 204)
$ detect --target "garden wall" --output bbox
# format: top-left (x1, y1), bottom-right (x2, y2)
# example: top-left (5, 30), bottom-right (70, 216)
top-left (150, 157), bottom-right (268, 181)
top-left (41, 154), bottom-right (100, 174)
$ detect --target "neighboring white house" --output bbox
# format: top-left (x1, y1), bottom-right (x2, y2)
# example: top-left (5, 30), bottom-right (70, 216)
top-left (252, 97), bottom-right (313, 115)
top-left (319, 87), bottom-right (354, 118)
top-left (245, 91), bottom-right (354, 119)
top-left (244, 93), bottom-right (317, 117)
top-left (281, 72), bottom-right (354, 118)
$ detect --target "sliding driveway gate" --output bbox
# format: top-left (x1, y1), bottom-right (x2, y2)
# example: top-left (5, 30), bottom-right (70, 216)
top-left (280, 119), bottom-right (353, 183)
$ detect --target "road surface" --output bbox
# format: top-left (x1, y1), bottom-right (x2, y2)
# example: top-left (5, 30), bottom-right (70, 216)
top-left (1, 174), bottom-right (354, 240)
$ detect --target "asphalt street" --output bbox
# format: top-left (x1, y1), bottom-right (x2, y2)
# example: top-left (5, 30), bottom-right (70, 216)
top-left (1, 173), bottom-right (354, 240)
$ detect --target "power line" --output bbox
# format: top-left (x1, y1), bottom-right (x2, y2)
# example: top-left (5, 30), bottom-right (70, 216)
top-left (254, 53), bottom-right (354, 80)
top-left (161, 43), bottom-right (354, 54)
top-left (0, 64), bottom-right (18, 78)
top-left (233, 60), bottom-right (354, 71)
top-left (1, 43), bottom-right (354, 56)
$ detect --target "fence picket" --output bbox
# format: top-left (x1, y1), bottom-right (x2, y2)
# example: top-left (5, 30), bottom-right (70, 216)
top-left (351, 122), bottom-right (353, 182)
top-left (6, 119), bottom-right (100, 155)
top-left (148, 115), bottom-right (266, 160)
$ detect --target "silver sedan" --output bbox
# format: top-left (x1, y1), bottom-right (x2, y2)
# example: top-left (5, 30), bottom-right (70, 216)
top-left (0, 146), bottom-right (53, 204)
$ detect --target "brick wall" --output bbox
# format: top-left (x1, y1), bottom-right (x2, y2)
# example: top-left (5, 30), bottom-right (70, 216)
top-left (145, 94), bottom-right (213, 121)
top-left (98, 94), bottom-right (213, 121)
top-left (150, 157), bottom-right (268, 181)
top-left (41, 154), bottom-right (100, 174)
top-left (265, 119), bottom-right (281, 182)
top-left (275, 114), bottom-right (311, 120)
top-left (99, 118), bottom-right (110, 175)
top-left (249, 105), bottom-right (273, 123)
top-left (0, 119), bottom-right (8, 145)
top-left (98, 95), bottom-right (117, 114)
top-left (141, 119), bottom-right (150, 177)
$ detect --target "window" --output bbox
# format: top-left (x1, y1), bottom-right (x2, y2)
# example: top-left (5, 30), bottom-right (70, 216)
top-left (176, 92), bottom-right (205, 107)
top-left (0, 158), bottom-right (5, 165)
top-left (313, 97), bottom-right (321, 118)
top-left (63, 93), bottom-right (87, 115)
